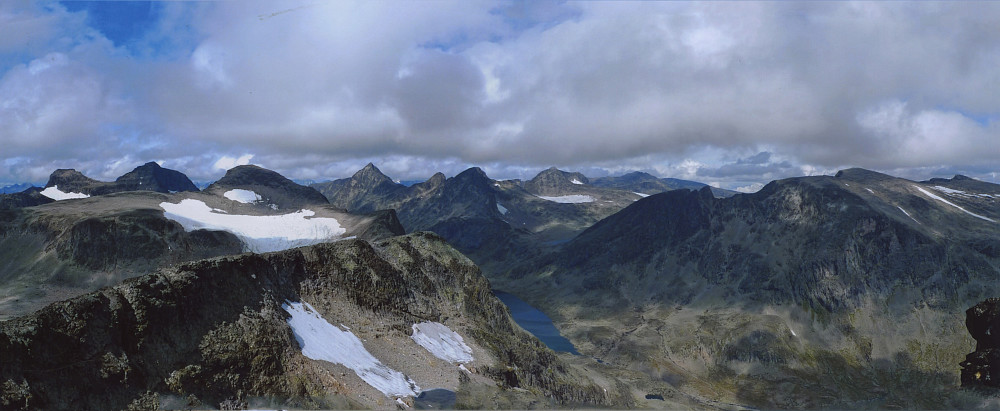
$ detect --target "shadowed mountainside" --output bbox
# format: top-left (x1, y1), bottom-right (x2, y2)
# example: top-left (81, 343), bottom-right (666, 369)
top-left (503, 168), bottom-right (1000, 409)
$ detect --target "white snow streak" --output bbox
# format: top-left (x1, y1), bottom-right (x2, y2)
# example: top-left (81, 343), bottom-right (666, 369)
top-left (632, 192), bottom-right (650, 198)
top-left (865, 188), bottom-right (875, 194)
top-left (570, 178), bottom-right (584, 185)
top-left (537, 194), bottom-right (595, 204)
top-left (496, 203), bottom-right (508, 215)
top-left (282, 301), bottom-right (419, 397)
top-left (411, 322), bottom-right (474, 364)
top-left (39, 186), bottom-right (89, 200)
top-left (224, 189), bottom-right (262, 203)
top-left (897, 206), bottom-right (921, 224)
top-left (914, 186), bottom-right (995, 222)
top-left (933, 186), bottom-right (998, 199)
top-left (160, 199), bottom-right (346, 252)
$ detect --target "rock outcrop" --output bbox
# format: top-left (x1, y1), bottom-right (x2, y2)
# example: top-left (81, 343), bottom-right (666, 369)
top-left (961, 298), bottom-right (1000, 388)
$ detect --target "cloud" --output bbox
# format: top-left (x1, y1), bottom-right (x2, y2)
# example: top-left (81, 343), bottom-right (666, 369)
top-left (735, 183), bottom-right (766, 194)
top-left (213, 154), bottom-right (254, 171)
top-left (1, 1), bottom-right (999, 187)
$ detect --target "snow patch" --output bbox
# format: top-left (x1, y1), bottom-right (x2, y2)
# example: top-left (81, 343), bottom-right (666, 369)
top-left (224, 189), bottom-right (262, 203)
top-left (283, 301), bottom-right (419, 397)
top-left (537, 195), bottom-right (594, 204)
top-left (915, 186), bottom-right (995, 222)
top-left (496, 203), bottom-right (508, 215)
top-left (865, 188), bottom-right (875, 194)
top-left (632, 192), bottom-right (650, 198)
top-left (39, 186), bottom-right (89, 200)
top-left (570, 178), bottom-right (584, 185)
top-left (411, 322), bottom-right (474, 364)
top-left (160, 199), bottom-right (346, 252)
top-left (933, 186), bottom-right (967, 196)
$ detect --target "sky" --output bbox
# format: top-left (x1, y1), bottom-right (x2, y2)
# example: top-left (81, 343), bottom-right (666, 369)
top-left (1, 1), bottom-right (998, 191)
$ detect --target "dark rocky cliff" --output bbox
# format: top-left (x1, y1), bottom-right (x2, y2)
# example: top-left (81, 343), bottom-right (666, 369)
top-left (961, 298), bottom-right (1000, 388)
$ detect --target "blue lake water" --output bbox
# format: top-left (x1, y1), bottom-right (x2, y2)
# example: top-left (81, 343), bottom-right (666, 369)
top-left (493, 291), bottom-right (580, 355)
top-left (414, 388), bottom-right (456, 409)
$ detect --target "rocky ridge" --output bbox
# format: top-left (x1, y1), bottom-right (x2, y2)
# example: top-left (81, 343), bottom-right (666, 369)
top-left (1, 168), bottom-right (405, 320)
top-left (43, 163), bottom-right (198, 197)
top-left (311, 165), bottom-right (645, 277)
top-left (0, 233), bottom-right (632, 409)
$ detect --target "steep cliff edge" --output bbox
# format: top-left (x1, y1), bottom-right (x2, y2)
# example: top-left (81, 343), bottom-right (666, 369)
top-left (0, 233), bottom-right (631, 409)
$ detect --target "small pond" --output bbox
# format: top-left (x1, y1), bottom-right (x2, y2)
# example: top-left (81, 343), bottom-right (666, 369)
top-left (493, 291), bottom-right (580, 355)
top-left (414, 388), bottom-right (456, 409)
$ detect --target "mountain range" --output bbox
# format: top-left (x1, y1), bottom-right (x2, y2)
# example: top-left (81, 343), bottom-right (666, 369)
top-left (1, 161), bottom-right (997, 408)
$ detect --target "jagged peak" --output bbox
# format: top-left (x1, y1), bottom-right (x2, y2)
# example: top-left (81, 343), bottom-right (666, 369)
top-left (352, 163), bottom-right (393, 184)
top-left (455, 166), bottom-right (490, 180)
top-left (427, 172), bottom-right (446, 185)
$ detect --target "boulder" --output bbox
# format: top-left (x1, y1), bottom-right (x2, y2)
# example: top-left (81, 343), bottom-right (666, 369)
top-left (961, 298), bottom-right (1000, 388)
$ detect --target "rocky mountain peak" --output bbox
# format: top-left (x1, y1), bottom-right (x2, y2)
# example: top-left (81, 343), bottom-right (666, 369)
top-left (114, 162), bottom-right (199, 193)
top-left (45, 169), bottom-right (99, 191)
top-left (208, 165), bottom-right (329, 208)
top-left (426, 172), bottom-right (446, 186)
top-left (525, 167), bottom-right (589, 195)
top-left (350, 163), bottom-right (394, 188)
top-left (453, 167), bottom-right (492, 186)
top-left (211, 165), bottom-right (292, 188)
top-left (833, 168), bottom-right (896, 183)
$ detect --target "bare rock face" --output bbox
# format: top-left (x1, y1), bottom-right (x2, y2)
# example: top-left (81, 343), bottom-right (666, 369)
top-left (961, 298), bottom-right (1000, 388)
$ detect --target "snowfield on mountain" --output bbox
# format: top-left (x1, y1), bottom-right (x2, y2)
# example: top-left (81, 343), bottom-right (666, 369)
top-left (39, 185), bottom-right (90, 200)
top-left (160, 198), bottom-right (346, 252)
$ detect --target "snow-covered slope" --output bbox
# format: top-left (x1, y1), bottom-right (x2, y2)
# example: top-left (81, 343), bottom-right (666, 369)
top-left (160, 199), bottom-right (346, 252)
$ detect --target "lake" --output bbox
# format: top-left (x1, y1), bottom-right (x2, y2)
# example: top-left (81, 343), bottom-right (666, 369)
top-left (493, 291), bottom-right (580, 355)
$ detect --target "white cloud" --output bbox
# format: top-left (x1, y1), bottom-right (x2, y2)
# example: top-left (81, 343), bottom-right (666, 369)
top-left (213, 154), bottom-right (254, 171)
top-left (735, 182), bottom-right (765, 194)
